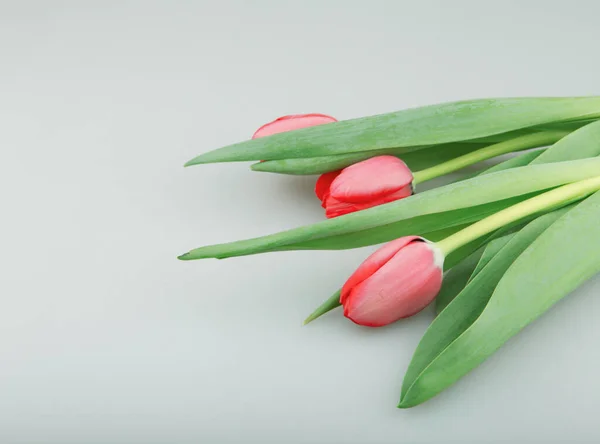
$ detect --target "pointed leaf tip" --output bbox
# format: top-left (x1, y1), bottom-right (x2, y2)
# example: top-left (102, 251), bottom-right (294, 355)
top-left (302, 291), bottom-right (342, 325)
top-left (250, 162), bottom-right (268, 172)
top-left (177, 252), bottom-right (192, 260)
top-left (184, 155), bottom-right (208, 167)
top-left (302, 311), bottom-right (327, 326)
top-left (183, 98), bottom-right (600, 164)
top-left (184, 147), bottom-right (243, 166)
top-left (397, 401), bottom-right (409, 409)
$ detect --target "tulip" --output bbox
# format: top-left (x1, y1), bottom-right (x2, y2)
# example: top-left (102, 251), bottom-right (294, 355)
top-left (315, 156), bottom-right (414, 218)
top-left (341, 236), bottom-right (444, 327)
top-left (252, 113), bottom-right (337, 139)
top-left (251, 115), bottom-right (414, 218)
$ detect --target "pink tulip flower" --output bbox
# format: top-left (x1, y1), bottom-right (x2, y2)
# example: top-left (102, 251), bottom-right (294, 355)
top-left (341, 236), bottom-right (444, 327)
top-left (252, 113), bottom-right (337, 139)
top-left (315, 156), bottom-right (414, 218)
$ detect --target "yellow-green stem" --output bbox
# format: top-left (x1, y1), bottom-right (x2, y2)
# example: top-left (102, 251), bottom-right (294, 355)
top-left (412, 131), bottom-right (569, 184)
top-left (437, 176), bottom-right (600, 256)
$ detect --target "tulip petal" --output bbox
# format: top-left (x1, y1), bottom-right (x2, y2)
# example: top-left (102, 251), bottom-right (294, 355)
top-left (252, 114), bottom-right (337, 139)
top-left (315, 170), bottom-right (342, 203)
top-left (343, 241), bottom-right (443, 326)
top-left (324, 184), bottom-right (413, 218)
top-left (340, 236), bottom-right (422, 305)
top-left (328, 156), bottom-right (414, 204)
top-left (382, 185), bottom-right (414, 202)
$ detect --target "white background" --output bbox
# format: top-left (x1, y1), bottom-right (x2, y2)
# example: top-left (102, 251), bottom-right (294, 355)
top-left (2, 1), bottom-right (600, 443)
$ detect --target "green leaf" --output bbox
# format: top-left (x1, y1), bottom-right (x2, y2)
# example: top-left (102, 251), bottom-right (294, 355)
top-left (303, 290), bottom-right (341, 325)
top-left (469, 232), bottom-right (516, 280)
top-left (455, 119), bottom-right (600, 195)
top-left (399, 204), bottom-right (575, 408)
top-left (185, 97), bottom-right (600, 164)
top-left (531, 119), bottom-right (600, 164)
top-left (253, 116), bottom-right (600, 175)
top-left (251, 142), bottom-right (489, 175)
top-left (435, 232), bottom-right (516, 314)
top-left (179, 158), bottom-right (600, 260)
top-left (433, 249), bottom-right (484, 316)
top-left (454, 149), bottom-right (546, 184)
top-left (476, 149), bottom-right (544, 175)
top-left (275, 199), bottom-right (521, 251)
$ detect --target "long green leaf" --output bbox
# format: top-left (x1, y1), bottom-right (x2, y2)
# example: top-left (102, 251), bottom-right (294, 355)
top-left (399, 204), bottom-right (575, 407)
top-left (186, 97), bottom-right (600, 164)
top-left (179, 158), bottom-right (600, 260)
top-left (252, 117), bottom-right (600, 175)
top-left (432, 249), bottom-right (484, 317)
top-left (251, 142), bottom-right (488, 175)
top-left (531, 119), bottom-right (600, 164)
top-left (275, 198), bottom-right (523, 251)
top-left (469, 233), bottom-right (515, 279)
top-left (456, 120), bottom-right (600, 189)
top-left (435, 232), bottom-right (516, 314)
top-left (400, 192), bottom-right (600, 407)
top-left (454, 148), bottom-right (546, 184)
top-left (473, 149), bottom-right (544, 176)
top-left (431, 121), bottom-right (600, 319)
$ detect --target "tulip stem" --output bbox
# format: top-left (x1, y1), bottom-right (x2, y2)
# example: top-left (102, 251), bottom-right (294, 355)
top-left (412, 131), bottom-right (569, 185)
top-left (437, 176), bottom-right (600, 256)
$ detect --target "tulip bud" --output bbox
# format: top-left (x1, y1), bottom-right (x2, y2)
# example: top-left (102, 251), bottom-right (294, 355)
top-left (341, 236), bottom-right (444, 327)
top-left (252, 114), bottom-right (337, 139)
top-left (315, 156), bottom-right (414, 218)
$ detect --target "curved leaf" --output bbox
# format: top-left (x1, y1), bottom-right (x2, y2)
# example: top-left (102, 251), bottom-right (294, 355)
top-left (402, 208), bottom-right (569, 402)
top-left (433, 249), bottom-right (484, 316)
top-left (398, 196), bottom-right (599, 408)
top-left (275, 199), bottom-right (521, 251)
top-left (252, 142), bottom-right (488, 175)
top-left (435, 232), bottom-right (516, 314)
top-left (179, 158), bottom-right (600, 260)
top-left (252, 117), bottom-right (600, 175)
top-left (474, 150), bottom-right (544, 176)
top-left (531, 119), bottom-right (600, 164)
top-left (186, 97), bottom-right (600, 164)
top-left (469, 233), bottom-right (516, 280)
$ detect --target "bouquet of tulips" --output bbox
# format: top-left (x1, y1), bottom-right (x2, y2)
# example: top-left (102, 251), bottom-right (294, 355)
top-left (180, 97), bottom-right (600, 408)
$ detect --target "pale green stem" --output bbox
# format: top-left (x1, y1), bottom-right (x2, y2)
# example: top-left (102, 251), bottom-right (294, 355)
top-left (412, 131), bottom-right (569, 184)
top-left (437, 176), bottom-right (600, 256)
